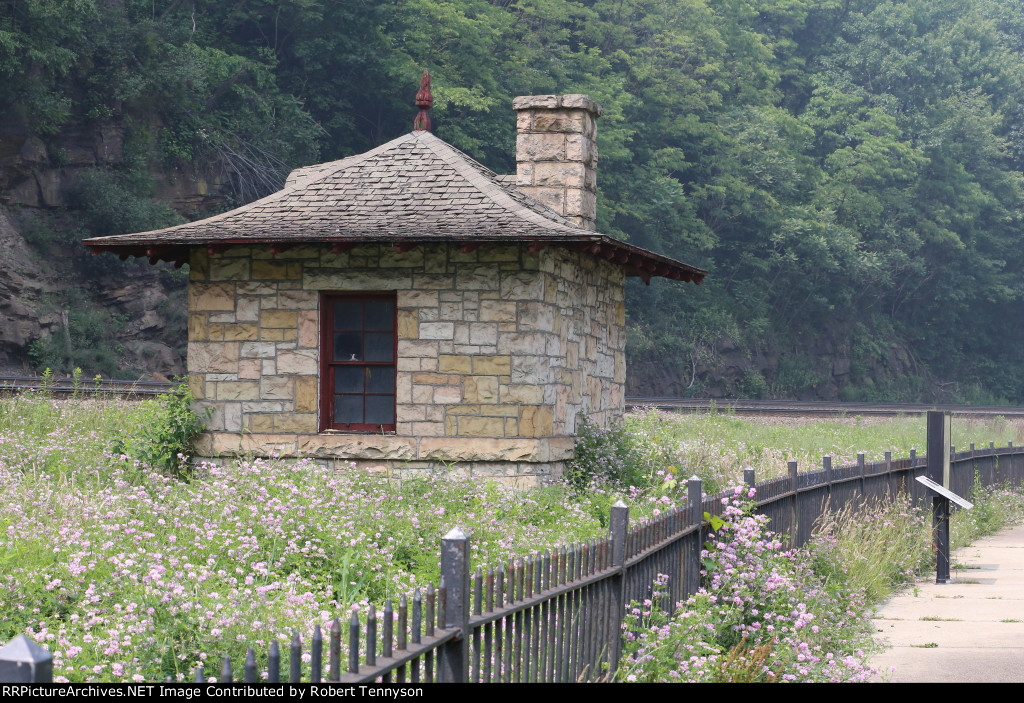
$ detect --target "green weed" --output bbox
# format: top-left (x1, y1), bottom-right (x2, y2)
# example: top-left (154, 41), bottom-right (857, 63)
top-left (809, 494), bottom-right (931, 605)
top-left (111, 384), bottom-right (209, 478)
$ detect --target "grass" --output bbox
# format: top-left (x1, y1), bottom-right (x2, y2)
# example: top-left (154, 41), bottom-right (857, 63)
top-left (3, 394), bottom-right (1024, 683)
top-left (623, 407), bottom-right (1024, 489)
top-left (619, 489), bottom-right (883, 682)
top-left (0, 392), bottom-right (622, 682)
top-left (809, 494), bottom-right (931, 605)
top-left (951, 481), bottom-right (1024, 549)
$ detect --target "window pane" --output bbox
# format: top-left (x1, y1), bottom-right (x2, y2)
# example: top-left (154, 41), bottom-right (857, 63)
top-left (333, 332), bottom-right (362, 361)
top-left (333, 301), bottom-right (362, 330)
top-left (365, 367), bottom-right (394, 393)
top-left (334, 395), bottom-right (363, 424)
top-left (335, 366), bottom-right (364, 393)
top-left (364, 333), bottom-right (394, 362)
top-left (364, 300), bottom-right (394, 330)
top-left (365, 395), bottom-right (395, 424)
top-left (324, 293), bottom-right (396, 430)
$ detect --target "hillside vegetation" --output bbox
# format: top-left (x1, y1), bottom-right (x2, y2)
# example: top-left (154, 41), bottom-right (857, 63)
top-left (2, 0), bottom-right (1023, 402)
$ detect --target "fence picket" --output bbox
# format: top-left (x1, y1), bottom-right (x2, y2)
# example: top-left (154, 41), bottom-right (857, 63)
top-left (311, 625), bottom-right (323, 683)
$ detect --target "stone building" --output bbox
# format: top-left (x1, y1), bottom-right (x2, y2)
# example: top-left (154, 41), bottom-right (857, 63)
top-left (85, 79), bottom-right (705, 485)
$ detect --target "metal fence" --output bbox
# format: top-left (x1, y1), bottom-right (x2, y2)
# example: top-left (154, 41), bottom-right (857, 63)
top-left (3, 442), bottom-right (1023, 684)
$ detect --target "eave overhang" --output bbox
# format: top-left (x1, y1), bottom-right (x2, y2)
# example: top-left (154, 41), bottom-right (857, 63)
top-left (82, 234), bottom-right (706, 285)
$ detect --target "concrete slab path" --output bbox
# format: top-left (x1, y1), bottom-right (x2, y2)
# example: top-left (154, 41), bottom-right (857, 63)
top-left (868, 523), bottom-right (1024, 682)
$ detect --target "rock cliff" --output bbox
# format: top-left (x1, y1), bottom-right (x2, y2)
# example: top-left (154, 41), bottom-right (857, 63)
top-left (0, 116), bottom-right (223, 378)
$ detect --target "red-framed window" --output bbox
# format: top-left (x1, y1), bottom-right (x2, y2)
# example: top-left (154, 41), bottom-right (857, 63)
top-left (319, 292), bottom-right (397, 432)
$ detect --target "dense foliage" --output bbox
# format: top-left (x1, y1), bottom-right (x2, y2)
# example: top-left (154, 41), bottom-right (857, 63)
top-left (5, 0), bottom-right (1024, 400)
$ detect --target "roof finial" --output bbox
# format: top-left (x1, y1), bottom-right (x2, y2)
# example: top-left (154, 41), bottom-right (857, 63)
top-left (413, 70), bottom-right (433, 132)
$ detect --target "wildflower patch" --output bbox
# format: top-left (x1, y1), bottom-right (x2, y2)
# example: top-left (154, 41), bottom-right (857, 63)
top-left (619, 486), bottom-right (878, 682)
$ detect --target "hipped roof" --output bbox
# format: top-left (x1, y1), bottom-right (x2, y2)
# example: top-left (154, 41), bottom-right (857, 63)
top-left (83, 130), bottom-right (706, 284)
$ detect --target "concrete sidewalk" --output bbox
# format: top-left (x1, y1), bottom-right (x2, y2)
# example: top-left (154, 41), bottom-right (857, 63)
top-left (868, 523), bottom-right (1024, 682)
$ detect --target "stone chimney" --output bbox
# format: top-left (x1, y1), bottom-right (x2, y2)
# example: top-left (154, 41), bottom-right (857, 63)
top-left (513, 94), bottom-right (602, 230)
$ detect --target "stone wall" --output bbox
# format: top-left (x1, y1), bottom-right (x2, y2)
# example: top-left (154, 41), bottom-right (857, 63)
top-left (187, 242), bottom-right (625, 486)
top-left (514, 95), bottom-right (601, 231)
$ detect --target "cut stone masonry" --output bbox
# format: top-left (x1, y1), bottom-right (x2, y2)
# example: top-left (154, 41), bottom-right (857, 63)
top-left (514, 95), bottom-right (602, 231)
top-left (188, 241), bottom-right (626, 486)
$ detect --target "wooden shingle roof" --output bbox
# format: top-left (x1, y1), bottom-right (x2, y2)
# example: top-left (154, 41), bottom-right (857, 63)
top-left (83, 130), bottom-right (706, 283)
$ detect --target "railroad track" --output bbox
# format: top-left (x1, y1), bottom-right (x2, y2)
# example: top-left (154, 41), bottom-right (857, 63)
top-left (0, 375), bottom-right (176, 397)
top-left (3, 376), bottom-right (1021, 416)
top-left (625, 397), bottom-right (1024, 417)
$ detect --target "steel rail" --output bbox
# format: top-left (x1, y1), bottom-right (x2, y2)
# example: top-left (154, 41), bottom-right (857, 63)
top-left (625, 396), bottom-right (1024, 417)
top-left (0, 375), bottom-right (176, 396)
top-left (5, 378), bottom-right (1022, 415)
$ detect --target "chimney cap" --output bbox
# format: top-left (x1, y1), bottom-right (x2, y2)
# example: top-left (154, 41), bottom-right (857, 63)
top-left (513, 94), bottom-right (603, 116)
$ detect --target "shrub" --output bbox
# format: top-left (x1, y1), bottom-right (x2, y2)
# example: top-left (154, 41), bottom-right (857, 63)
top-left (27, 310), bottom-right (125, 378)
top-left (738, 368), bottom-right (768, 399)
top-left (112, 384), bottom-right (208, 477)
top-left (68, 168), bottom-right (182, 239)
top-left (566, 415), bottom-right (648, 490)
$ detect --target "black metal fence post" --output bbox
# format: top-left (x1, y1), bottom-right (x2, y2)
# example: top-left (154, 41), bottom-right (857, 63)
top-left (686, 476), bottom-right (703, 596)
top-left (0, 635), bottom-right (52, 683)
top-left (926, 411), bottom-right (952, 584)
top-left (608, 500), bottom-right (629, 677)
top-left (821, 455), bottom-right (833, 527)
top-left (788, 460), bottom-right (799, 545)
top-left (439, 527), bottom-right (470, 683)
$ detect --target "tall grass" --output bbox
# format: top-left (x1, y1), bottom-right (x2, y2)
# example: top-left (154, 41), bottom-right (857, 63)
top-left (951, 480), bottom-right (1024, 550)
top-left (620, 408), bottom-right (1024, 492)
top-left (810, 495), bottom-right (932, 605)
top-left (619, 487), bottom-right (882, 683)
top-left (619, 481), bottom-right (1024, 683)
top-left (0, 391), bottom-right (141, 478)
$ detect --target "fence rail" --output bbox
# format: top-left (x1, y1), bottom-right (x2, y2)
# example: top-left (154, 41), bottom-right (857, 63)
top-left (3, 442), bottom-right (1023, 683)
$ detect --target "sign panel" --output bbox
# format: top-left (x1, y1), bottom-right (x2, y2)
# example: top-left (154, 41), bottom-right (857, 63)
top-left (916, 475), bottom-right (973, 509)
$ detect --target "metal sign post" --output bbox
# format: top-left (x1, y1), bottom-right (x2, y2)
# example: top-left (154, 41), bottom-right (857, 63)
top-left (921, 410), bottom-right (965, 584)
